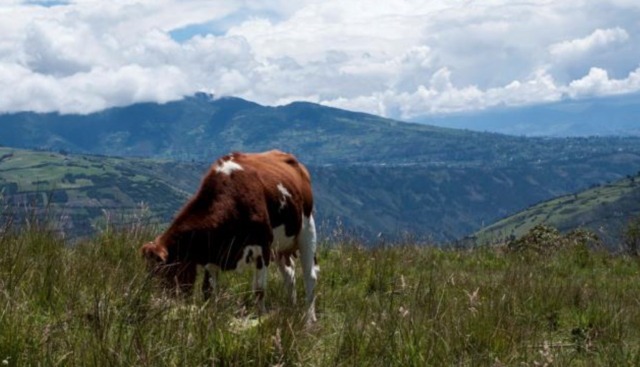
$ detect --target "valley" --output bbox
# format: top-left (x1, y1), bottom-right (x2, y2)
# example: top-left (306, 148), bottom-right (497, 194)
top-left (2, 143), bottom-right (640, 242)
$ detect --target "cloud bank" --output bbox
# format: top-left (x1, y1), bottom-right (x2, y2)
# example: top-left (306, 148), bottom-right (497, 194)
top-left (0, 0), bottom-right (639, 119)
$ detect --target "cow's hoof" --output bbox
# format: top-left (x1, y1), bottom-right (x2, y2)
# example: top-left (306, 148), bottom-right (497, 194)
top-left (305, 313), bottom-right (317, 326)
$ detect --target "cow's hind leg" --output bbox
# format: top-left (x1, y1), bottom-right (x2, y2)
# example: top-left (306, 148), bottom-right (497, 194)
top-left (300, 215), bottom-right (319, 323)
top-left (277, 254), bottom-right (297, 305)
top-left (253, 252), bottom-right (268, 315)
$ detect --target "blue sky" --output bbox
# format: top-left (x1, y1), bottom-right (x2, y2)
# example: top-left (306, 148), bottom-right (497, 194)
top-left (24, 0), bottom-right (69, 7)
top-left (169, 10), bottom-right (282, 41)
top-left (0, 0), bottom-right (639, 118)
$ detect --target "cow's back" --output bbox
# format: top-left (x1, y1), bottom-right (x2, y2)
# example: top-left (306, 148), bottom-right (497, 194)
top-left (234, 150), bottom-right (313, 239)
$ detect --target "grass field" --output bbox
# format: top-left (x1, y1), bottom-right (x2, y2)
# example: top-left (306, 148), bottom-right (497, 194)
top-left (2, 219), bottom-right (640, 366)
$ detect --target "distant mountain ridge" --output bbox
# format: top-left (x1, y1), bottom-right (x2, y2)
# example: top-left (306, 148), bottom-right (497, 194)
top-left (3, 93), bottom-right (640, 167)
top-left (420, 93), bottom-right (640, 137)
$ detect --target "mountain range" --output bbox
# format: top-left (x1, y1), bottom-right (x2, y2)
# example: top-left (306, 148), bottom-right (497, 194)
top-left (3, 93), bottom-right (640, 167)
top-left (2, 94), bottom-right (640, 242)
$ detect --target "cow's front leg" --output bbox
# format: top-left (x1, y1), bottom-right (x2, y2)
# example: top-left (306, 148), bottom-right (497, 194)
top-left (300, 215), bottom-right (319, 324)
top-left (173, 262), bottom-right (197, 297)
top-left (202, 264), bottom-right (220, 300)
top-left (277, 255), bottom-right (297, 305)
top-left (253, 254), bottom-right (268, 315)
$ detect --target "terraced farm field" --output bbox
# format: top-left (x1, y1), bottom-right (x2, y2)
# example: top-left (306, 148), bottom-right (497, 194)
top-left (0, 147), bottom-right (203, 237)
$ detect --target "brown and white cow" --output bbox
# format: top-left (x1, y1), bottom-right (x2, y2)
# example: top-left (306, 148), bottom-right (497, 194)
top-left (140, 150), bottom-right (318, 322)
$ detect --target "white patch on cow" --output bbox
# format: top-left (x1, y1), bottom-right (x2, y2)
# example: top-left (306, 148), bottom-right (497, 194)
top-left (271, 225), bottom-right (296, 252)
top-left (277, 183), bottom-right (291, 210)
top-left (236, 245), bottom-right (262, 273)
top-left (300, 214), bottom-right (318, 323)
top-left (215, 158), bottom-right (244, 175)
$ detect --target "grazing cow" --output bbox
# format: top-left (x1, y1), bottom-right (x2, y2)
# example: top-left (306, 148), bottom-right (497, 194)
top-left (140, 150), bottom-right (318, 322)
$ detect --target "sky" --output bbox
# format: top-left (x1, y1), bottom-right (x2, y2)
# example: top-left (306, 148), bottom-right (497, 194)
top-left (1, 0), bottom-right (639, 120)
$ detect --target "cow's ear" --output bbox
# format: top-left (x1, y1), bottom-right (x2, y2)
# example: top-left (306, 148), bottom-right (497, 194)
top-left (141, 242), bottom-right (168, 263)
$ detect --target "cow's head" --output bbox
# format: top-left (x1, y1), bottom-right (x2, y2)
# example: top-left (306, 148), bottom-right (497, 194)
top-left (140, 237), bottom-right (173, 285)
top-left (140, 237), bottom-right (168, 267)
top-left (140, 237), bottom-right (195, 294)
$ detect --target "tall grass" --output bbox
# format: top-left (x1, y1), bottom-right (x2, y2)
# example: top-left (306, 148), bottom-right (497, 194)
top-left (2, 218), bottom-right (640, 365)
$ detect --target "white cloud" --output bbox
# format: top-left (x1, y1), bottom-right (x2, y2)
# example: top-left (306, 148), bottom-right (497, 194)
top-left (0, 0), bottom-right (639, 118)
top-left (549, 27), bottom-right (629, 57)
top-left (0, 62), bottom-right (191, 113)
top-left (568, 66), bottom-right (640, 98)
top-left (322, 68), bottom-right (565, 119)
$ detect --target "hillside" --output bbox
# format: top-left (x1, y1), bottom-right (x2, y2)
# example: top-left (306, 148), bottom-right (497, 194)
top-left (312, 164), bottom-right (640, 240)
top-left (472, 173), bottom-right (640, 246)
top-left (3, 147), bottom-right (640, 241)
top-left (3, 94), bottom-right (640, 167)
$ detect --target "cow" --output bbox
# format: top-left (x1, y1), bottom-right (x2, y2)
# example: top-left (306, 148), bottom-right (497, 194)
top-left (140, 150), bottom-right (318, 322)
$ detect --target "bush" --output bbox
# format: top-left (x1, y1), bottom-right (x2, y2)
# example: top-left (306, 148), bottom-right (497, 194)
top-left (507, 224), bottom-right (600, 255)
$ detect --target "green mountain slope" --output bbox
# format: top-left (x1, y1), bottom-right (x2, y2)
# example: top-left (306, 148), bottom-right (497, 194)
top-left (312, 163), bottom-right (640, 241)
top-left (472, 173), bottom-right (640, 246)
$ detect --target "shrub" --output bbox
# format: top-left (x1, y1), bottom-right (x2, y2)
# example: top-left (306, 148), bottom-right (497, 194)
top-left (507, 224), bottom-right (600, 255)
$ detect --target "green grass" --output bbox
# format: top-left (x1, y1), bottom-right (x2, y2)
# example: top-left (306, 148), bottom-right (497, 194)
top-left (2, 221), bottom-right (640, 366)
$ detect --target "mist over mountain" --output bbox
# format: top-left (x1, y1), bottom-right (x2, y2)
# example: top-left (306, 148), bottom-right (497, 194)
top-left (420, 93), bottom-right (640, 137)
